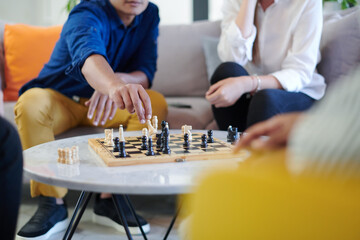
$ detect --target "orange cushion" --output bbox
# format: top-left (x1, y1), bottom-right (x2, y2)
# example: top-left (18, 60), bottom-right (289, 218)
top-left (3, 24), bottom-right (62, 101)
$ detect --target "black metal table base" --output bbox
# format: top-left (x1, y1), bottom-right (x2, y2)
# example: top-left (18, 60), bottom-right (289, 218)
top-left (62, 191), bottom-right (179, 240)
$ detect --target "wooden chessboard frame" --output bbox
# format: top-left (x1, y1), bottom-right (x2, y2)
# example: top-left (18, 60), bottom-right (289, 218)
top-left (88, 132), bottom-right (245, 167)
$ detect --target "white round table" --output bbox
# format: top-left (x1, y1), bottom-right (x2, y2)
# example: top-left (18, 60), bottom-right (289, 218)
top-left (23, 129), bottom-right (248, 240)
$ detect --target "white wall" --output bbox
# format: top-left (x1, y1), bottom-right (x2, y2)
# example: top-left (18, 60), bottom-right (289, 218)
top-left (0, 0), bottom-right (220, 26)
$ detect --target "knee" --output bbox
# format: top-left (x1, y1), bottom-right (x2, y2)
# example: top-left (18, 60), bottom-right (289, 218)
top-left (250, 89), bottom-right (280, 108)
top-left (210, 62), bottom-right (248, 85)
top-left (15, 88), bottom-right (54, 123)
top-left (146, 90), bottom-right (168, 121)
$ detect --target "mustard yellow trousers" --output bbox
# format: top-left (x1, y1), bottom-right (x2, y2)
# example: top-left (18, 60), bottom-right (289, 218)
top-left (15, 88), bottom-right (168, 198)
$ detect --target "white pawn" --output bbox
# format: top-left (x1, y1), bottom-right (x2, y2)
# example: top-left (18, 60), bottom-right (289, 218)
top-left (152, 116), bottom-right (158, 132)
top-left (104, 129), bottom-right (114, 146)
top-left (119, 125), bottom-right (125, 142)
top-left (142, 128), bottom-right (148, 137)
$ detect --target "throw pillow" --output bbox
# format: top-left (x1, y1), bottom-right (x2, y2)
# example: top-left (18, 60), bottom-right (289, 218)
top-left (3, 24), bottom-right (62, 101)
top-left (202, 36), bottom-right (222, 81)
top-left (317, 6), bottom-right (360, 86)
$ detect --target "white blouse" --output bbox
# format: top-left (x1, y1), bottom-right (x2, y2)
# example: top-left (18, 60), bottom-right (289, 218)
top-left (218, 0), bottom-right (326, 100)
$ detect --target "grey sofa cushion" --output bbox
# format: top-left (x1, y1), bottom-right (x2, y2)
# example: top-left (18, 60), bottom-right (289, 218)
top-left (202, 36), bottom-right (221, 81)
top-left (152, 20), bottom-right (221, 97)
top-left (318, 6), bottom-right (360, 86)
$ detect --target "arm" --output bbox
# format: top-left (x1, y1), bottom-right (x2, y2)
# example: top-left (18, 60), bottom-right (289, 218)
top-left (217, 0), bottom-right (258, 65)
top-left (271, 0), bottom-right (323, 92)
top-left (82, 55), bottom-right (151, 124)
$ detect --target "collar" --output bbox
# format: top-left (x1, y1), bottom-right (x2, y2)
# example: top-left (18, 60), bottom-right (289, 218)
top-left (107, 0), bottom-right (141, 30)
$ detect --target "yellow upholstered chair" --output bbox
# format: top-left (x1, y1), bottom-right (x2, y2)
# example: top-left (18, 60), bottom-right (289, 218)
top-left (187, 150), bottom-right (360, 240)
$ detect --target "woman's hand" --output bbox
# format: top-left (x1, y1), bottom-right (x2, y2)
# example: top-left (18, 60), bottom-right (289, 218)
top-left (234, 112), bottom-right (304, 151)
top-left (85, 91), bottom-right (117, 126)
top-left (205, 76), bottom-right (253, 108)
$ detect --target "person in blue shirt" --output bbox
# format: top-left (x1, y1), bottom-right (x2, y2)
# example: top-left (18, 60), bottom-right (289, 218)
top-left (15, 0), bottom-right (167, 238)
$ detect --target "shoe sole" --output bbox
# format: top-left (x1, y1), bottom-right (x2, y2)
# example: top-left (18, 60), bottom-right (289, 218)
top-left (16, 218), bottom-right (69, 240)
top-left (93, 213), bottom-right (150, 235)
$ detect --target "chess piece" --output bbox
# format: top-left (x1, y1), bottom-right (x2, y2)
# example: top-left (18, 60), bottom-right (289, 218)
top-left (156, 133), bottom-right (162, 152)
top-left (142, 128), bottom-right (148, 138)
top-left (146, 137), bottom-right (155, 156)
top-left (113, 137), bottom-right (120, 152)
top-left (141, 135), bottom-right (148, 150)
top-left (119, 141), bottom-right (127, 158)
top-left (207, 130), bottom-right (214, 143)
top-left (165, 122), bottom-right (170, 141)
top-left (227, 125), bottom-right (238, 143)
top-left (147, 120), bottom-right (157, 138)
top-left (152, 116), bottom-right (158, 131)
top-left (161, 120), bottom-right (166, 132)
top-left (183, 133), bottom-right (190, 148)
top-left (57, 145), bottom-right (79, 164)
top-left (181, 125), bottom-right (192, 141)
top-left (104, 129), bottom-right (114, 146)
top-left (201, 134), bottom-right (208, 148)
top-left (162, 128), bottom-right (171, 154)
top-left (119, 125), bottom-right (125, 142)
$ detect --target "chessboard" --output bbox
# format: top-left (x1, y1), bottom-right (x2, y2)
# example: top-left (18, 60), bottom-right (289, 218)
top-left (88, 132), bottom-right (246, 167)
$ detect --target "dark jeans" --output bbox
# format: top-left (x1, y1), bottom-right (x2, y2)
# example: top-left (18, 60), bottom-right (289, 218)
top-left (210, 62), bottom-right (315, 131)
top-left (0, 117), bottom-right (23, 240)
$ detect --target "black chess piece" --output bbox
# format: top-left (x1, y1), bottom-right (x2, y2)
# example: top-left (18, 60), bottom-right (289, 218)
top-left (183, 133), bottom-right (190, 148)
top-left (119, 141), bottom-right (127, 158)
top-left (232, 127), bottom-right (239, 143)
top-left (201, 134), bottom-right (208, 148)
top-left (156, 133), bottom-right (162, 151)
top-left (162, 128), bottom-right (171, 154)
top-left (113, 137), bottom-right (120, 152)
top-left (161, 120), bottom-right (166, 132)
top-left (207, 130), bottom-right (214, 143)
top-left (227, 125), bottom-right (233, 142)
top-left (141, 135), bottom-right (148, 150)
top-left (146, 137), bottom-right (155, 156)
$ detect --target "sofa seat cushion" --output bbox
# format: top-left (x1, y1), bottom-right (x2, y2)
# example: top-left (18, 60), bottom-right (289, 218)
top-left (165, 97), bottom-right (214, 129)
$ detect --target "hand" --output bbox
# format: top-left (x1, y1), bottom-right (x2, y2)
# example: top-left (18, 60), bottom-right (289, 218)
top-left (108, 83), bottom-right (152, 124)
top-left (85, 90), bottom-right (117, 126)
top-left (234, 112), bottom-right (304, 151)
top-left (205, 76), bottom-right (252, 108)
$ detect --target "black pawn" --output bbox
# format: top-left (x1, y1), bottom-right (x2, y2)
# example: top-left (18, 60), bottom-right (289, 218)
top-left (156, 133), bottom-right (162, 151)
top-left (146, 138), bottom-right (155, 156)
top-left (161, 120), bottom-right (167, 132)
top-left (232, 127), bottom-right (239, 143)
top-left (201, 134), bottom-right (208, 148)
top-left (183, 133), bottom-right (190, 148)
top-left (207, 130), bottom-right (214, 143)
top-left (113, 137), bottom-right (120, 152)
top-left (119, 141), bottom-right (127, 158)
top-left (227, 125), bottom-right (233, 142)
top-left (162, 128), bottom-right (171, 154)
top-left (141, 135), bottom-right (148, 150)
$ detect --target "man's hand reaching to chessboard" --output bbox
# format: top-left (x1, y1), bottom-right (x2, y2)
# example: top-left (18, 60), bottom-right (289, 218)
top-left (82, 54), bottom-right (152, 126)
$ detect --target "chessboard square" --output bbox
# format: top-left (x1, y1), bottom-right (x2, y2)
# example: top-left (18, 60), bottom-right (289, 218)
top-left (127, 150), bottom-right (143, 154)
top-left (174, 150), bottom-right (190, 154)
top-left (125, 146), bottom-right (137, 149)
top-left (201, 148), bottom-right (217, 152)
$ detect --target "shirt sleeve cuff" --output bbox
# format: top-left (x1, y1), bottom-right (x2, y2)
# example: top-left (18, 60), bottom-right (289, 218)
top-left (225, 21), bottom-right (257, 59)
top-left (65, 48), bottom-right (108, 83)
top-left (271, 69), bottom-right (303, 92)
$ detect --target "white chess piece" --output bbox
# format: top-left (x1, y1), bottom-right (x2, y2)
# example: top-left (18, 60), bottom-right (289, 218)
top-left (181, 125), bottom-right (192, 141)
top-left (119, 125), bottom-right (125, 142)
top-left (152, 116), bottom-right (158, 132)
top-left (104, 129), bottom-right (114, 146)
top-left (147, 120), bottom-right (157, 138)
top-left (142, 128), bottom-right (148, 137)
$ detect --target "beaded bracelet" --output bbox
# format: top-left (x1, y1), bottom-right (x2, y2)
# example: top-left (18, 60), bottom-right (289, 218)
top-left (254, 74), bottom-right (261, 93)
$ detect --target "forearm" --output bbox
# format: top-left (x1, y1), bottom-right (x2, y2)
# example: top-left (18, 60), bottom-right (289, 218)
top-left (115, 71), bottom-right (149, 89)
top-left (81, 54), bottom-right (123, 95)
top-left (235, 0), bottom-right (257, 38)
top-left (242, 75), bottom-right (283, 93)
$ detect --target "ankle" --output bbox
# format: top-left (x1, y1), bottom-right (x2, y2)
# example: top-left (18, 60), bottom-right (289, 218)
top-left (100, 193), bottom-right (112, 199)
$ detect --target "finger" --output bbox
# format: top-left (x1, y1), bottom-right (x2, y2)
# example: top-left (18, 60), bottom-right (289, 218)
top-left (236, 118), bottom-right (281, 149)
top-left (115, 95), bottom-right (125, 110)
top-left (129, 88), bottom-right (146, 124)
top-left (84, 100), bottom-right (90, 107)
top-left (87, 95), bottom-right (100, 119)
top-left (206, 82), bottom-right (222, 96)
top-left (138, 88), bottom-right (152, 121)
top-left (93, 96), bottom-right (107, 126)
top-left (100, 99), bottom-right (113, 126)
top-left (206, 89), bottom-right (222, 105)
top-left (122, 91), bottom-right (135, 114)
top-left (109, 102), bottom-right (117, 120)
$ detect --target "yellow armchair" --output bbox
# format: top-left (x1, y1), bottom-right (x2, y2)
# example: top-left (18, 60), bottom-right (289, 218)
top-left (188, 150), bottom-right (360, 240)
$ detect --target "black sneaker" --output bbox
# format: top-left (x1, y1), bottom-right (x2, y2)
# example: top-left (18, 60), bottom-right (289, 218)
top-left (17, 196), bottom-right (68, 239)
top-left (93, 195), bottom-right (150, 235)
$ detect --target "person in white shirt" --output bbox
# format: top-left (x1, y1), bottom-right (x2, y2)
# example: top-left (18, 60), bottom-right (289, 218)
top-left (206, 0), bottom-right (326, 131)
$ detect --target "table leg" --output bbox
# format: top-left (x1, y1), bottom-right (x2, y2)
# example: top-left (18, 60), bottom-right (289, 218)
top-left (63, 191), bottom-right (93, 240)
top-left (112, 195), bottom-right (133, 240)
top-left (163, 203), bottom-right (181, 240)
top-left (124, 195), bottom-right (148, 240)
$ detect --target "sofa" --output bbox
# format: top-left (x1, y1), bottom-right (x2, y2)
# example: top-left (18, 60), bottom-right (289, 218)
top-left (1, 6), bottom-right (360, 138)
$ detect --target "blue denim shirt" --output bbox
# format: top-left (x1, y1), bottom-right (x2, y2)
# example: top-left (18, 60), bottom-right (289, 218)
top-left (20, 0), bottom-right (159, 99)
